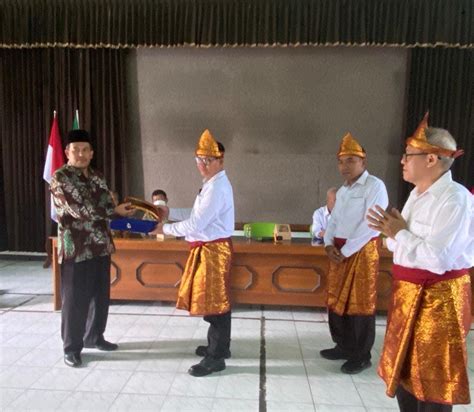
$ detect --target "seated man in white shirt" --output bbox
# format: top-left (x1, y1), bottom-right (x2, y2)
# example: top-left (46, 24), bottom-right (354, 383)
top-left (147, 189), bottom-right (192, 222)
top-left (368, 115), bottom-right (473, 411)
top-left (311, 187), bottom-right (337, 244)
top-left (151, 129), bottom-right (234, 377)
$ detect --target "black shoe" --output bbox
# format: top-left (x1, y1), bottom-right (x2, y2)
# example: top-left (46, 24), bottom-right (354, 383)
top-left (85, 339), bottom-right (118, 351)
top-left (320, 347), bottom-right (350, 360)
top-left (188, 356), bottom-right (226, 377)
top-left (195, 345), bottom-right (231, 359)
top-left (341, 359), bottom-right (372, 374)
top-left (64, 353), bottom-right (82, 367)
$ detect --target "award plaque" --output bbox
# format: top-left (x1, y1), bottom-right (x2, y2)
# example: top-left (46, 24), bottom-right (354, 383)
top-left (124, 196), bottom-right (164, 222)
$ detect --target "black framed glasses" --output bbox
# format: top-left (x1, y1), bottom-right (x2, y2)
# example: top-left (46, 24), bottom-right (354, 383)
top-left (401, 153), bottom-right (429, 162)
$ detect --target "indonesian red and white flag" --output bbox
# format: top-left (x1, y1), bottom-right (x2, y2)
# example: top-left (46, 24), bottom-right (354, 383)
top-left (43, 112), bottom-right (64, 221)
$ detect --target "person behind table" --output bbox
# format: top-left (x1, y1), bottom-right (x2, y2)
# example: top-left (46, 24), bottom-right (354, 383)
top-left (368, 114), bottom-right (473, 411)
top-left (50, 129), bottom-right (134, 368)
top-left (311, 187), bottom-right (337, 244)
top-left (151, 129), bottom-right (234, 377)
top-left (321, 132), bottom-right (388, 374)
top-left (146, 189), bottom-right (191, 222)
top-left (142, 189), bottom-right (168, 222)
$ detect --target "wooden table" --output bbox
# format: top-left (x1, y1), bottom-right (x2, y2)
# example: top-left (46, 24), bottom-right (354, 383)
top-left (51, 237), bottom-right (473, 314)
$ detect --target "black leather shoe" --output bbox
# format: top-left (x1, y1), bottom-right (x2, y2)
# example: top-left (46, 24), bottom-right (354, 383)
top-left (188, 356), bottom-right (226, 377)
top-left (195, 345), bottom-right (231, 359)
top-left (64, 353), bottom-right (82, 367)
top-left (341, 359), bottom-right (372, 374)
top-left (320, 347), bottom-right (350, 360)
top-left (85, 340), bottom-right (118, 351)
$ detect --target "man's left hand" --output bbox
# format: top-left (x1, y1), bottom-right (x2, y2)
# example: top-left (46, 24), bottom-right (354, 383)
top-left (367, 205), bottom-right (407, 239)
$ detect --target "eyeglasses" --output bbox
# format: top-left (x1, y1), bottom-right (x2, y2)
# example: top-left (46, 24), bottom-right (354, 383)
top-left (195, 156), bottom-right (216, 166)
top-left (401, 152), bottom-right (429, 162)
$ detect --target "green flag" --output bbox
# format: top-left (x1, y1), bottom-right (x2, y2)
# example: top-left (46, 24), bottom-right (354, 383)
top-left (72, 110), bottom-right (80, 130)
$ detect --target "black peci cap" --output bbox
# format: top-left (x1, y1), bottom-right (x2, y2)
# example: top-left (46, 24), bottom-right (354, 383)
top-left (66, 129), bottom-right (92, 145)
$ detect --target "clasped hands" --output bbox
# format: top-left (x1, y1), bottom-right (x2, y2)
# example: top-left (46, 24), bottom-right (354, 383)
top-left (325, 245), bottom-right (345, 263)
top-left (366, 205), bottom-right (407, 239)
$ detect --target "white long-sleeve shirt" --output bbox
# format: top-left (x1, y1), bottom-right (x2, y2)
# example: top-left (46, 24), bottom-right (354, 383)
top-left (324, 170), bottom-right (388, 257)
top-left (163, 170), bottom-right (234, 242)
top-left (169, 208), bottom-right (192, 222)
top-left (386, 171), bottom-right (473, 274)
top-left (312, 206), bottom-right (330, 243)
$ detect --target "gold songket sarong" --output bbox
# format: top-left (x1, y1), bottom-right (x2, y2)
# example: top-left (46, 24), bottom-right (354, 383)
top-left (176, 238), bottom-right (232, 316)
top-left (378, 265), bottom-right (472, 405)
top-left (327, 237), bottom-right (380, 316)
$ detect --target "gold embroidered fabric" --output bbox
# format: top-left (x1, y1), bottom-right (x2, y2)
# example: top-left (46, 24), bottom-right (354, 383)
top-left (176, 241), bottom-right (232, 315)
top-left (406, 112), bottom-right (464, 158)
top-left (378, 275), bottom-right (472, 405)
top-left (326, 238), bottom-right (379, 315)
top-left (195, 129), bottom-right (223, 158)
top-left (337, 132), bottom-right (366, 158)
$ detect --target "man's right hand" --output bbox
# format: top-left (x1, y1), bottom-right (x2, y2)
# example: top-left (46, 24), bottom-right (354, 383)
top-left (115, 202), bottom-right (135, 217)
top-left (325, 245), bottom-right (344, 263)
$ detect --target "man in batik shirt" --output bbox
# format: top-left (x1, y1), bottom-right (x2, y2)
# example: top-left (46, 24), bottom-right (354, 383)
top-left (51, 129), bottom-right (133, 367)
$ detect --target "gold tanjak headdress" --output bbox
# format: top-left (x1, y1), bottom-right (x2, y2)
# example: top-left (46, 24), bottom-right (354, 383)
top-left (195, 129), bottom-right (223, 158)
top-left (406, 112), bottom-right (464, 158)
top-left (337, 133), bottom-right (366, 158)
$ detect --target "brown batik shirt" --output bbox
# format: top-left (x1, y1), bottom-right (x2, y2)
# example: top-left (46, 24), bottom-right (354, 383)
top-left (50, 164), bottom-right (116, 263)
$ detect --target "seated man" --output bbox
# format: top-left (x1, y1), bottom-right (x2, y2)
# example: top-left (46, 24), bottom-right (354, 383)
top-left (149, 189), bottom-right (191, 222)
top-left (151, 189), bottom-right (168, 207)
top-left (311, 187), bottom-right (337, 244)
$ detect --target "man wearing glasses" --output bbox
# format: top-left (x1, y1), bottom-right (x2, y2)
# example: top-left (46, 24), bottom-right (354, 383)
top-left (368, 114), bottom-right (473, 411)
top-left (151, 129), bottom-right (234, 377)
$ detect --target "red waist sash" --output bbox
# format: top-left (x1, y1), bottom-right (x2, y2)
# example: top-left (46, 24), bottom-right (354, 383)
top-left (392, 264), bottom-right (468, 286)
top-left (188, 237), bottom-right (231, 250)
top-left (334, 237), bottom-right (346, 249)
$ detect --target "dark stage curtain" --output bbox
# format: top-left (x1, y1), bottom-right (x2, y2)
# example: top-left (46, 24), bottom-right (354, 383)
top-left (0, 49), bottom-right (128, 251)
top-left (0, 0), bottom-right (472, 48)
top-left (0, 145), bottom-right (6, 250)
top-left (399, 48), bottom-right (474, 206)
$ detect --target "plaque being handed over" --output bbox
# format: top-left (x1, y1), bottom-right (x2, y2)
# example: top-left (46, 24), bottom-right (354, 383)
top-left (109, 196), bottom-right (165, 234)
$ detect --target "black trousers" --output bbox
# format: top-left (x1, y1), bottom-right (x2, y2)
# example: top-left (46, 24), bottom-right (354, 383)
top-left (396, 385), bottom-right (453, 412)
top-left (328, 310), bottom-right (375, 361)
top-left (203, 311), bottom-right (231, 359)
top-left (61, 255), bottom-right (111, 354)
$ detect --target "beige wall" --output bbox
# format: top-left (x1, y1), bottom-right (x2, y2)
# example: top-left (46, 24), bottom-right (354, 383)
top-left (126, 47), bottom-right (407, 224)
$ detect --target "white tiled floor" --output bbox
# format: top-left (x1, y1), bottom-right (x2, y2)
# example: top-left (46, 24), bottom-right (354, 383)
top-left (0, 260), bottom-right (473, 411)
